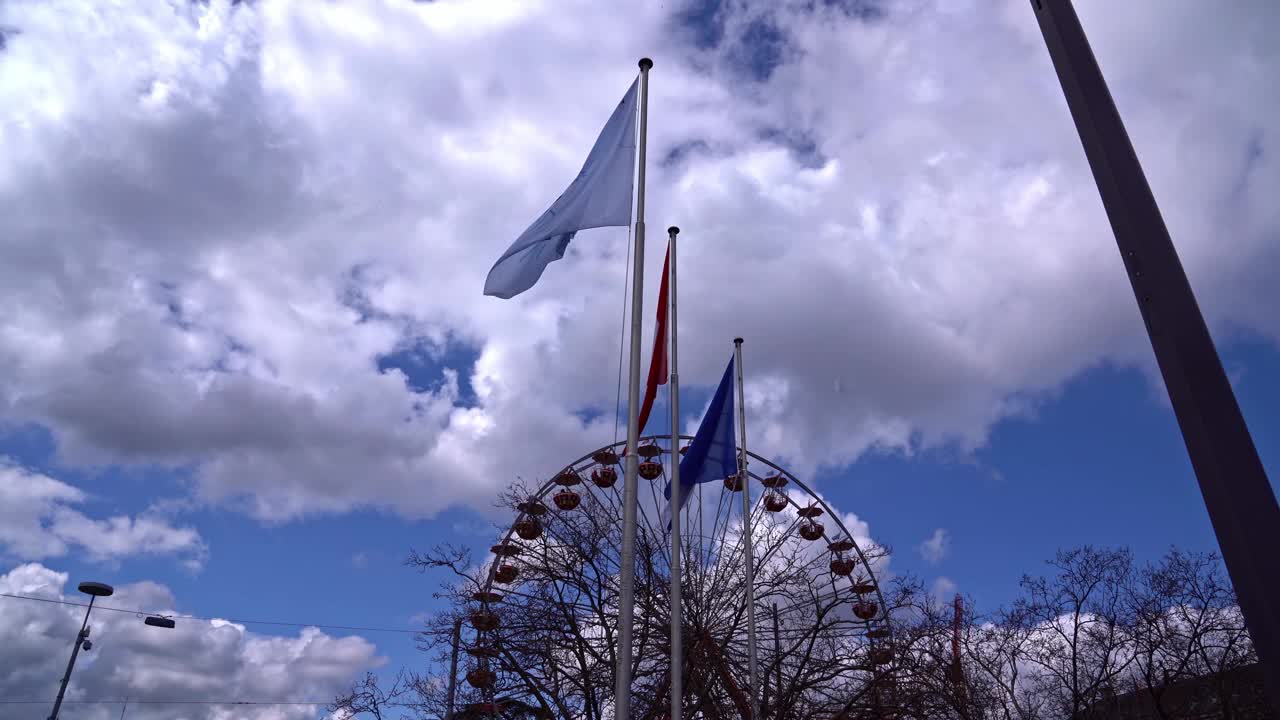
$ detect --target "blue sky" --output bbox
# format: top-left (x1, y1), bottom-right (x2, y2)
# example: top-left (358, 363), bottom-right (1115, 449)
top-left (5, 340), bottom-right (1277, 709)
top-left (1, 0), bottom-right (1277, 718)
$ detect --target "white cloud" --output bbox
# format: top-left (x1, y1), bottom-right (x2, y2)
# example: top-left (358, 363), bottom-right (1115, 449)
top-left (919, 528), bottom-right (950, 565)
top-left (932, 576), bottom-right (958, 600)
top-left (0, 562), bottom-right (382, 720)
top-left (0, 0), bottom-right (1274, 523)
top-left (0, 460), bottom-right (207, 569)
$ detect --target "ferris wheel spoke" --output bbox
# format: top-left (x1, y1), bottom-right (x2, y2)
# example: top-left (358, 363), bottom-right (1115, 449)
top-left (570, 495), bottom-right (625, 579)
top-left (523, 510), bottom-right (626, 627)
top-left (725, 487), bottom-right (794, 583)
top-left (498, 587), bottom-right (596, 614)
top-left (700, 477), bottom-right (734, 566)
top-left (704, 473), bottom-right (792, 614)
top-left (771, 589), bottom-right (840, 620)
top-left (634, 436), bottom-right (677, 565)
top-left (702, 504), bottom-right (774, 615)
top-left (698, 482), bottom-right (742, 618)
top-left (638, 475), bottom-right (673, 571)
top-left (771, 573), bottom-right (879, 619)
top-left (693, 480), bottom-right (706, 620)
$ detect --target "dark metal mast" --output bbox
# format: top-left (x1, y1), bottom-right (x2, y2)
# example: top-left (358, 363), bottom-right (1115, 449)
top-left (1028, 0), bottom-right (1280, 709)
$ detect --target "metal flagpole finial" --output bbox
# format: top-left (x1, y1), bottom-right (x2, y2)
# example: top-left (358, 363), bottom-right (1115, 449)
top-left (639, 57), bottom-right (654, 70)
top-left (734, 337), bottom-right (744, 346)
top-left (668, 226), bottom-right (679, 236)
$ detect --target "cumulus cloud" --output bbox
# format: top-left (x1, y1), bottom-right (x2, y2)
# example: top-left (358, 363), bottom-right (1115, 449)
top-left (0, 563), bottom-right (382, 720)
top-left (932, 576), bottom-right (958, 600)
top-left (0, 460), bottom-right (207, 569)
top-left (0, 0), bottom-right (1275, 522)
top-left (919, 528), bottom-right (950, 565)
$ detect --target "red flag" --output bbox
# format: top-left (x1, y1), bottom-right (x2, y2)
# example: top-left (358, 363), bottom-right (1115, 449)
top-left (636, 243), bottom-right (670, 435)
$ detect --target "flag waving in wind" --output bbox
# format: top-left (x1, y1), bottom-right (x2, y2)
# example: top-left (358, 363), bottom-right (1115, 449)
top-left (636, 242), bottom-right (670, 435)
top-left (484, 79), bottom-right (639, 299)
top-left (665, 355), bottom-right (737, 522)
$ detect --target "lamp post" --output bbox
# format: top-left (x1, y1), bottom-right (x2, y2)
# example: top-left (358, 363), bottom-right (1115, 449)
top-left (49, 581), bottom-right (113, 720)
top-left (47, 582), bottom-right (176, 720)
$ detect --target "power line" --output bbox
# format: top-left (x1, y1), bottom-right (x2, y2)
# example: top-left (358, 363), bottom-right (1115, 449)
top-left (1, 590), bottom-right (871, 642)
top-left (0, 700), bottom-right (375, 706)
top-left (0, 700), bottom-right (437, 709)
top-left (0, 592), bottom-right (421, 635)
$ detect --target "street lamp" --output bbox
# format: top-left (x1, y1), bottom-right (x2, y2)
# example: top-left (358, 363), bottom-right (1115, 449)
top-left (48, 582), bottom-right (112, 720)
top-left (47, 582), bottom-right (176, 720)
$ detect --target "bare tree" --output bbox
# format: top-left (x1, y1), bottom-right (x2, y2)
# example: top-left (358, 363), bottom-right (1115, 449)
top-left (1127, 548), bottom-right (1259, 719)
top-left (883, 585), bottom-right (1007, 720)
top-left (957, 601), bottom-right (1050, 720)
top-left (337, 475), bottom-right (900, 719)
top-left (328, 670), bottom-right (421, 720)
top-left (950, 546), bottom-right (1265, 720)
top-left (335, 506), bottom-right (1267, 720)
top-left (1009, 547), bottom-right (1136, 719)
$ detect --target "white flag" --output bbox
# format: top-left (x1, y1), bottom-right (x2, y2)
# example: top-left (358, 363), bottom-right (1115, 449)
top-left (484, 79), bottom-right (639, 299)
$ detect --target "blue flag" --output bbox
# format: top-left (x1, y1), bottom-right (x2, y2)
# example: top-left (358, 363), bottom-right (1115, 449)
top-left (665, 355), bottom-right (737, 520)
top-left (484, 79), bottom-right (639, 299)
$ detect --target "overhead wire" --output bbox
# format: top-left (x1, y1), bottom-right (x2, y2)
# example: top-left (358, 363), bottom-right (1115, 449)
top-left (0, 592), bottom-right (421, 635)
top-left (0, 699), bottom-right (419, 707)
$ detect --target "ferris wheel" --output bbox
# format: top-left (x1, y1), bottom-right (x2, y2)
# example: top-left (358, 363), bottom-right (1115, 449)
top-left (457, 434), bottom-right (897, 719)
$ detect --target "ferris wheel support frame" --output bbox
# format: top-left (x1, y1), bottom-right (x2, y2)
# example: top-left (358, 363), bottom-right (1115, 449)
top-left (477, 434), bottom-right (897, 715)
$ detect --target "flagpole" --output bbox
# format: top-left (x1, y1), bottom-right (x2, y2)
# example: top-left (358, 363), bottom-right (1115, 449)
top-left (667, 226), bottom-right (683, 720)
top-left (615, 56), bottom-right (652, 720)
top-left (733, 337), bottom-right (760, 718)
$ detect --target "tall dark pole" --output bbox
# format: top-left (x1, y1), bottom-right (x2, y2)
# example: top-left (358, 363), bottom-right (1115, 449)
top-left (49, 582), bottom-right (118, 720)
top-left (445, 617), bottom-right (462, 719)
top-left (49, 596), bottom-right (96, 720)
top-left (1029, 0), bottom-right (1280, 708)
top-left (772, 603), bottom-right (783, 719)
